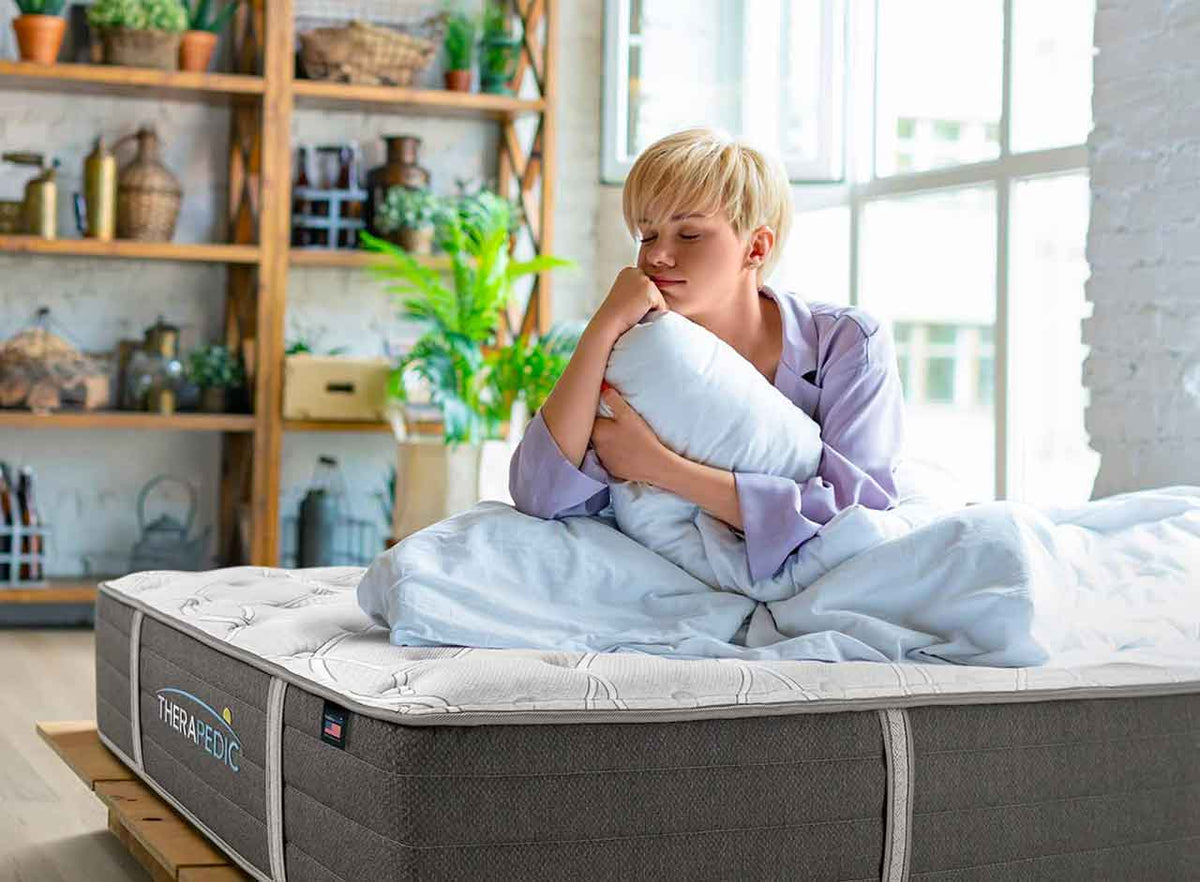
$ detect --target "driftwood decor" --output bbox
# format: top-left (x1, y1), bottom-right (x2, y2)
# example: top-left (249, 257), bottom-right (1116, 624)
top-left (0, 324), bottom-right (111, 414)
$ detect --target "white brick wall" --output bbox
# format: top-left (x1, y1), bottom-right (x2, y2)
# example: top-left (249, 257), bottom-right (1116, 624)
top-left (1085, 0), bottom-right (1200, 495)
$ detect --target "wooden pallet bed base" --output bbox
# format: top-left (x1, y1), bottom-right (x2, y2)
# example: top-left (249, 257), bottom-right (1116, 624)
top-left (35, 721), bottom-right (249, 882)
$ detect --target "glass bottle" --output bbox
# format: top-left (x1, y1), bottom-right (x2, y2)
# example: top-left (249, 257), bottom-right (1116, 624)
top-left (297, 455), bottom-right (347, 567)
top-left (0, 462), bottom-right (14, 566)
top-left (292, 146), bottom-right (313, 247)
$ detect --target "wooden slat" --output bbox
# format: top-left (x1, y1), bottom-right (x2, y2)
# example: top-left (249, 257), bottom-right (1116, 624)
top-left (0, 411), bottom-right (257, 432)
top-left (284, 419), bottom-right (394, 433)
top-left (0, 235), bottom-right (260, 264)
top-left (536, 0), bottom-right (559, 337)
top-left (35, 721), bottom-right (132, 788)
top-left (0, 60), bottom-right (264, 98)
top-left (97, 780), bottom-right (231, 877)
top-left (292, 79), bottom-right (544, 118)
top-left (0, 585), bottom-right (98, 604)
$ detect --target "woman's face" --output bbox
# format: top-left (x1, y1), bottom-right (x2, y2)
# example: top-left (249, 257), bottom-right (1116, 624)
top-left (635, 210), bottom-right (755, 318)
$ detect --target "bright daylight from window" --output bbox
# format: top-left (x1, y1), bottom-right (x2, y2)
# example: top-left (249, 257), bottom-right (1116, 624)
top-left (606, 0), bottom-right (1099, 503)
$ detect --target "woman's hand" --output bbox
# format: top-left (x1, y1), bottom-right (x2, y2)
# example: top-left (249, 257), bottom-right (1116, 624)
top-left (593, 267), bottom-right (668, 340)
top-left (591, 387), bottom-right (671, 484)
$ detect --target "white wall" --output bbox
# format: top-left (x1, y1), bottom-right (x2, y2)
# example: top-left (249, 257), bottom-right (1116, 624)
top-left (0, 0), bottom-right (609, 576)
top-left (1085, 0), bottom-right (1200, 494)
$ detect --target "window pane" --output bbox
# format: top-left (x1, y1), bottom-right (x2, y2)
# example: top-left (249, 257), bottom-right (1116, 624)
top-left (625, 0), bottom-right (742, 160)
top-left (1011, 0), bottom-right (1095, 152)
top-left (875, 1), bottom-right (1003, 177)
top-left (770, 205), bottom-right (851, 304)
top-left (1008, 173), bottom-right (1098, 504)
top-left (860, 187), bottom-right (997, 502)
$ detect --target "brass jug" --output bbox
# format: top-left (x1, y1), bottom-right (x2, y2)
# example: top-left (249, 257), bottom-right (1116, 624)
top-left (74, 137), bottom-right (117, 240)
top-left (2, 151), bottom-right (58, 239)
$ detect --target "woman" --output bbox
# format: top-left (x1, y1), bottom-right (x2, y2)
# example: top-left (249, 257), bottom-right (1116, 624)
top-left (510, 128), bottom-right (905, 582)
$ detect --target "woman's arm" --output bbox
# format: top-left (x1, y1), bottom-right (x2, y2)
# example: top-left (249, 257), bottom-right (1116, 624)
top-left (540, 267), bottom-right (667, 467)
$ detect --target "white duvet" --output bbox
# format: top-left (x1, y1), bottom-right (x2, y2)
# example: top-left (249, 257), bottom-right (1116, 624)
top-left (359, 313), bottom-right (1200, 667)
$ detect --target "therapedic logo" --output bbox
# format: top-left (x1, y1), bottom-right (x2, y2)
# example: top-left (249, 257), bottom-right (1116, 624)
top-left (155, 688), bottom-right (242, 773)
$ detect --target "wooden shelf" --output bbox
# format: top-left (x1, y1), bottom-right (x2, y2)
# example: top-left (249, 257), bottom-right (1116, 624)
top-left (0, 579), bottom-right (104, 605)
top-left (292, 79), bottom-right (544, 118)
top-left (0, 235), bottom-right (260, 264)
top-left (284, 419), bottom-right (395, 433)
top-left (0, 411), bottom-right (257, 432)
top-left (0, 60), bottom-right (263, 101)
top-left (289, 248), bottom-right (450, 270)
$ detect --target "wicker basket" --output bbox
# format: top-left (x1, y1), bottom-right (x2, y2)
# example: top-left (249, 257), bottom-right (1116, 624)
top-left (298, 17), bottom-right (443, 86)
top-left (102, 28), bottom-right (181, 70)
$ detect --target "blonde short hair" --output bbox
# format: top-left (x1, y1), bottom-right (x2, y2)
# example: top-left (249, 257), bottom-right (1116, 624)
top-left (622, 128), bottom-right (793, 284)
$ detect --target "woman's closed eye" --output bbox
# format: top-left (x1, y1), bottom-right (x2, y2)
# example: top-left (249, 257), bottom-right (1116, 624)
top-left (639, 234), bottom-right (700, 243)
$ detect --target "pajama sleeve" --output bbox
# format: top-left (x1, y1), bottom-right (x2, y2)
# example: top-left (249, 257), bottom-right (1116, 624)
top-left (509, 409), bottom-right (611, 519)
top-left (734, 323), bottom-right (905, 582)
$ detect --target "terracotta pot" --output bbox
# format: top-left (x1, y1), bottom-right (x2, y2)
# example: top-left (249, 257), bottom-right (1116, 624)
top-left (398, 225), bottom-right (434, 255)
top-left (13, 14), bottom-right (66, 64)
top-left (443, 68), bottom-right (471, 92)
top-left (179, 30), bottom-right (218, 72)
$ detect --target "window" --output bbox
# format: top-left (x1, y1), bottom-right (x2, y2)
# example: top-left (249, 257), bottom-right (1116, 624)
top-left (602, 0), bottom-right (846, 183)
top-left (605, 0), bottom-right (1097, 503)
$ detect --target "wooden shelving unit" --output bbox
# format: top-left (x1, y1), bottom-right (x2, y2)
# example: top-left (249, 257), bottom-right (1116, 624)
top-left (0, 0), bottom-right (558, 570)
top-left (0, 579), bottom-right (103, 605)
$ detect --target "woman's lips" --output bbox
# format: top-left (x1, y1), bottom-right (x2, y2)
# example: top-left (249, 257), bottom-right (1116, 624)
top-left (651, 278), bottom-right (685, 288)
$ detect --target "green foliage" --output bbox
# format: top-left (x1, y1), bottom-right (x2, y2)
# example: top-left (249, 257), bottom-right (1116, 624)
top-left (14, 0), bottom-right (66, 16)
top-left (187, 344), bottom-right (245, 390)
top-left (362, 190), bottom-right (576, 444)
top-left (480, 0), bottom-right (511, 38)
top-left (375, 187), bottom-right (442, 234)
top-left (442, 5), bottom-right (477, 71)
top-left (184, 0), bottom-right (239, 33)
top-left (483, 321), bottom-right (582, 421)
top-left (88, 0), bottom-right (188, 32)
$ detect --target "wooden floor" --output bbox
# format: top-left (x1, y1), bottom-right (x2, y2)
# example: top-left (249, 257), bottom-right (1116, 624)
top-left (0, 629), bottom-right (149, 881)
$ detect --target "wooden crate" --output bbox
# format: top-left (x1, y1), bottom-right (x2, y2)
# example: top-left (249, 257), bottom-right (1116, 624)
top-left (282, 354), bottom-right (391, 422)
top-left (35, 721), bottom-right (250, 882)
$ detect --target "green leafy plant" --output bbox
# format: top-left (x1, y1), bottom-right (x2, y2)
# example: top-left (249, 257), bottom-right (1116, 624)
top-left (441, 4), bottom-right (477, 71)
top-left (187, 344), bottom-right (245, 390)
top-left (88, 0), bottom-right (188, 32)
top-left (375, 187), bottom-right (442, 234)
top-left (184, 0), bottom-right (239, 32)
top-left (14, 0), bottom-right (66, 15)
top-left (483, 321), bottom-right (582, 420)
top-left (479, 0), bottom-right (519, 92)
top-left (361, 190), bottom-right (575, 444)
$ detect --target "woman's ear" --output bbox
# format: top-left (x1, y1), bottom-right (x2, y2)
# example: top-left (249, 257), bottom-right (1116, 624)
top-left (745, 225), bottom-right (776, 269)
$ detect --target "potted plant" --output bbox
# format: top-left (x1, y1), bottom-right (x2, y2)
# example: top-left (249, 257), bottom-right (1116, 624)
top-left (374, 186), bottom-right (442, 255)
top-left (361, 191), bottom-right (574, 538)
top-left (187, 344), bottom-right (244, 413)
top-left (479, 0), bottom-right (520, 95)
top-left (11, 0), bottom-right (67, 64)
top-left (441, 3), bottom-right (476, 92)
top-left (179, 0), bottom-right (238, 72)
top-left (88, 0), bottom-right (189, 70)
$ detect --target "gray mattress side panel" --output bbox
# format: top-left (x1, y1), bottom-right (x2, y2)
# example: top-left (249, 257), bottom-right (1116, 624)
top-left (908, 694), bottom-right (1200, 880)
top-left (281, 688), bottom-right (885, 881)
top-left (283, 782), bottom-right (883, 882)
top-left (136, 616), bottom-right (273, 877)
top-left (95, 592), bottom-right (133, 759)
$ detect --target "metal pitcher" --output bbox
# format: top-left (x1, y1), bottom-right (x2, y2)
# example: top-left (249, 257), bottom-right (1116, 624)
top-left (129, 475), bottom-right (212, 572)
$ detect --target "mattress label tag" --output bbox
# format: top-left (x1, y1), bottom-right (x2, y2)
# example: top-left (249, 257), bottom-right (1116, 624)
top-left (321, 701), bottom-right (348, 749)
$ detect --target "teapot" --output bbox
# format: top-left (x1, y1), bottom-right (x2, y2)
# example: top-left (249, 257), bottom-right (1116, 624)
top-left (129, 475), bottom-right (212, 572)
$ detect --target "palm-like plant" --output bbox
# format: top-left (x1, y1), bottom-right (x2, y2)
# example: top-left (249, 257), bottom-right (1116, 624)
top-left (361, 191), bottom-right (574, 444)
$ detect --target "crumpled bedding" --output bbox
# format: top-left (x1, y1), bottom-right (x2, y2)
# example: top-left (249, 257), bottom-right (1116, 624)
top-left (358, 314), bottom-right (1200, 667)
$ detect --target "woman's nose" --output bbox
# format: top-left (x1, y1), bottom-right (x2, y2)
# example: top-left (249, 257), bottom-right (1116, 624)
top-left (644, 240), bottom-right (674, 267)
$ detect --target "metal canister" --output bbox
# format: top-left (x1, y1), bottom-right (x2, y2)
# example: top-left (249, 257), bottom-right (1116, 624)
top-left (82, 137), bottom-right (117, 240)
top-left (2, 152), bottom-right (57, 239)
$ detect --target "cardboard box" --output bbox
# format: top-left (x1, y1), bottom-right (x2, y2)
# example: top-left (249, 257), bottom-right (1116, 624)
top-left (282, 355), bottom-right (391, 421)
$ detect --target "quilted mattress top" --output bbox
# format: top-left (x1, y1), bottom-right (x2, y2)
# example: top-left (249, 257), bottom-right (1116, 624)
top-left (101, 566), bottom-right (1200, 726)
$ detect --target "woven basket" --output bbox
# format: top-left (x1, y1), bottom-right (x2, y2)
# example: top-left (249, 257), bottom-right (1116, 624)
top-left (102, 28), bottom-right (181, 70)
top-left (298, 17), bottom-right (442, 86)
top-left (117, 128), bottom-right (182, 242)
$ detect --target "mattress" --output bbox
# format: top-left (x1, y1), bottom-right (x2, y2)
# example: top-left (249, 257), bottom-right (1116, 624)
top-left (95, 566), bottom-right (1200, 882)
